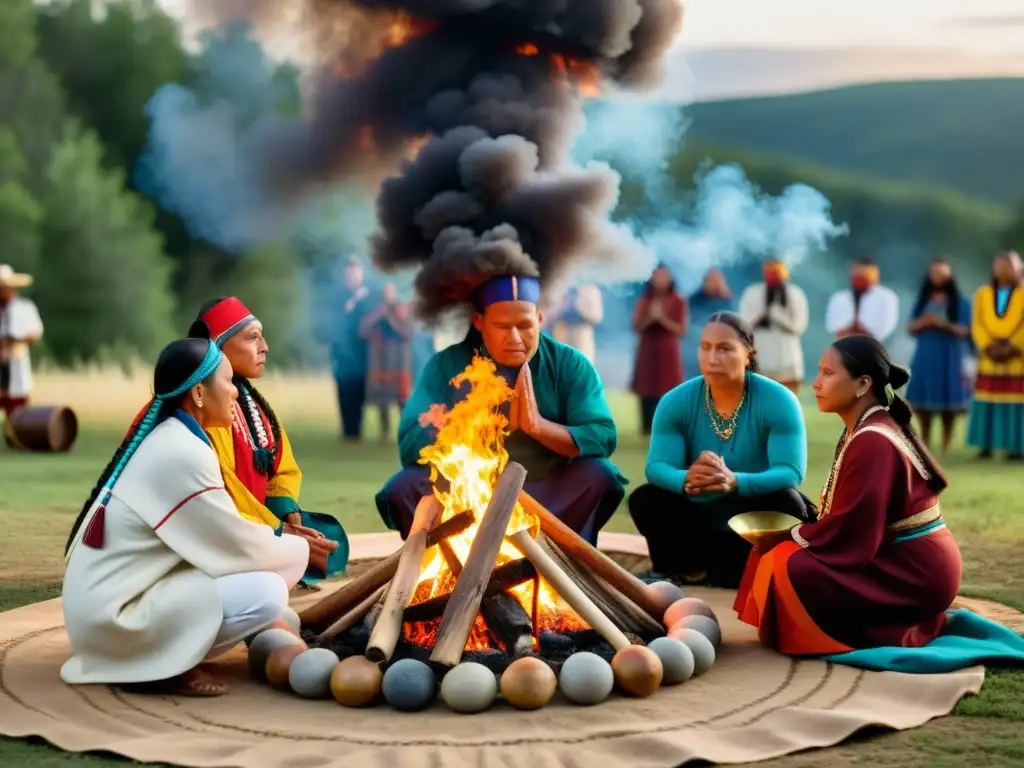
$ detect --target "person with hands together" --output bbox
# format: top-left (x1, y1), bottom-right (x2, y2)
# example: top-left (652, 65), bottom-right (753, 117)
top-left (376, 268), bottom-right (625, 545)
top-left (628, 312), bottom-right (814, 588)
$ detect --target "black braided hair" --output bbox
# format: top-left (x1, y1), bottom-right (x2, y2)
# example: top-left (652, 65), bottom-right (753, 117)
top-left (188, 298), bottom-right (281, 473)
top-left (707, 311), bottom-right (760, 373)
top-left (831, 335), bottom-right (949, 494)
top-left (65, 339), bottom-right (213, 555)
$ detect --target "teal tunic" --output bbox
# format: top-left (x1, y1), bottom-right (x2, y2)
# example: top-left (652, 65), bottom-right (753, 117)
top-left (646, 372), bottom-right (806, 500)
top-left (398, 332), bottom-right (625, 483)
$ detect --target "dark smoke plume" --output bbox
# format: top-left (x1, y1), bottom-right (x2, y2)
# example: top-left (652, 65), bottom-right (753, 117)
top-left (222, 0), bottom-right (685, 324)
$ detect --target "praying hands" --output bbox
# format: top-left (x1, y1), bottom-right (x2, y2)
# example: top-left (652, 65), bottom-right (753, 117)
top-left (507, 364), bottom-right (580, 458)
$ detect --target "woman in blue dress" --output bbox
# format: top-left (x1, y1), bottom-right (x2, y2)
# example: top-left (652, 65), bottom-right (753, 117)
top-left (905, 257), bottom-right (972, 452)
top-left (683, 269), bottom-right (736, 381)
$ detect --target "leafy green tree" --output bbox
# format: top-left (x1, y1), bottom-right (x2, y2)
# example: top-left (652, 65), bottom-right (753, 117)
top-left (0, 128), bottom-right (43, 273)
top-left (34, 124), bottom-right (176, 365)
top-left (35, 0), bottom-right (190, 175)
top-left (0, 0), bottom-right (66, 183)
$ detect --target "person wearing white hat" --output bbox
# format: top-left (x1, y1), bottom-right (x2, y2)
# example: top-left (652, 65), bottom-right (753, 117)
top-left (0, 264), bottom-right (44, 417)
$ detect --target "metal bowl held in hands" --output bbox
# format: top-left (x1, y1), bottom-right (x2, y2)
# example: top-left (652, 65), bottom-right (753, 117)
top-left (727, 512), bottom-right (802, 555)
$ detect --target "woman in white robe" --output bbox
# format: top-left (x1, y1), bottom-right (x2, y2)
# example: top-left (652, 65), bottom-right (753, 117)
top-left (61, 338), bottom-right (310, 696)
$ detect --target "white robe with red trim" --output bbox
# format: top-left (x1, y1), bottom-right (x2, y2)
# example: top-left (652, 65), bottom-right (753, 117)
top-left (60, 417), bottom-right (309, 685)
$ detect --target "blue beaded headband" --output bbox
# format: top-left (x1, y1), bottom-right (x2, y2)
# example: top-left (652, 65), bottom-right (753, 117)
top-left (475, 275), bottom-right (541, 308)
top-left (98, 341), bottom-right (223, 506)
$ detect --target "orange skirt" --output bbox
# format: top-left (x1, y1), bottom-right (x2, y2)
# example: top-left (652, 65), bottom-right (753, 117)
top-left (733, 542), bottom-right (854, 656)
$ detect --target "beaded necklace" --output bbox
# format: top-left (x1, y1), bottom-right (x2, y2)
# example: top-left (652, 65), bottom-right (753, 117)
top-left (238, 384), bottom-right (276, 475)
top-left (703, 383), bottom-right (745, 441)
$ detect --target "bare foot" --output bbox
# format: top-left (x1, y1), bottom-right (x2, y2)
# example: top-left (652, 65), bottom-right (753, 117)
top-left (123, 667), bottom-right (229, 697)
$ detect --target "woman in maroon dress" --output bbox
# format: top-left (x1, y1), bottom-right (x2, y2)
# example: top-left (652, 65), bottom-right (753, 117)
top-left (734, 334), bottom-right (962, 654)
top-left (632, 265), bottom-right (688, 435)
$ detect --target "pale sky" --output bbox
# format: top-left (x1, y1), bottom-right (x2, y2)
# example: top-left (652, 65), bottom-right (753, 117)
top-left (166, 0), bottom-right (1024, 98)
top-left (680, 0), bottom-right (1021, 52)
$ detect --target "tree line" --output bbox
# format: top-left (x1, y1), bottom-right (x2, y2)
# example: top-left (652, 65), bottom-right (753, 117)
top-left (2, 0), bottom-right (1022, 368)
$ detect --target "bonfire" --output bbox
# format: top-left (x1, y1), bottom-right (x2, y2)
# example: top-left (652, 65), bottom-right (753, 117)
top-left (300, 356), bottom-right (670, 671)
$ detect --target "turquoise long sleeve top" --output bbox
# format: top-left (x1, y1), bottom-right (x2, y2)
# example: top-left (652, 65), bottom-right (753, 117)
top-left (645, 372), bottom-right (806, 501)
top-left (397, 332), bottom-right (625, 483)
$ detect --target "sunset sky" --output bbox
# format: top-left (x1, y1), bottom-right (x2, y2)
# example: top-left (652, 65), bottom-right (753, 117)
top-left (681, 0), bottom-right (1020, 52)
top-left (167, 0), bottom-right (1024, 98)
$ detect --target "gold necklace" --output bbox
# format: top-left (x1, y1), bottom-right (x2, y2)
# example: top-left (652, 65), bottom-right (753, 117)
top-left (704, 384), bottom-right (745, 441)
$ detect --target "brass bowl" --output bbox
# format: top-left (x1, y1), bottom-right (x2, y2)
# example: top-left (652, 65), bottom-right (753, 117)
top-left (727, 512), bottom-right (802, 555)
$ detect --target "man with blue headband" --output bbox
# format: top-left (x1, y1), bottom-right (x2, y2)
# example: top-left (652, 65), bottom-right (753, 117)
top-left (375, 268), bottom-right (625, 544)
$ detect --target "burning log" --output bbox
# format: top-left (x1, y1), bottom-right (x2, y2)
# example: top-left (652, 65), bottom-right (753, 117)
top-left (537, 535), bottom-right (662, 637)
top-left (438, 538), bottom-right (463, 578)
top-left (520, 491), bottom-right (664, 622)
top-left (430, 462), bottom-right (528, 666)
top-left (317, 582), bottom-right (388, 642)
top-left (480, 592), bottom-right (534, 657)
top-left (298, 509), bottom-right (475, 631)
top-left (402, 558), bottom-right (536, 622)
top-left (509, 528), bottom-right (632, 653)
top-left (367, 496), bottom-right (443, 662)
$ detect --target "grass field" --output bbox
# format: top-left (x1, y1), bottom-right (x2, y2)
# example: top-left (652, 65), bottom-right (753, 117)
top-left (1, 370), bottom-right (1022, 766)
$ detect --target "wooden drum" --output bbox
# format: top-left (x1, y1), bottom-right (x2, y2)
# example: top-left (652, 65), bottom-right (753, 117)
top-left (4, 405), bottom-right (79, 452)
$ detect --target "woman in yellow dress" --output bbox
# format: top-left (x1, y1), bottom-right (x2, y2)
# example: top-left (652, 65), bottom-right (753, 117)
top-left (186, 297), bottom-right (347, 581)
top-left (966, 251), bottom-right (1024, 459)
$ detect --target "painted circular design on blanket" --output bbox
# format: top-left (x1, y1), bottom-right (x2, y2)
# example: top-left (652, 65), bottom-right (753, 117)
top-left (0, 541), bottom-right (989, 768)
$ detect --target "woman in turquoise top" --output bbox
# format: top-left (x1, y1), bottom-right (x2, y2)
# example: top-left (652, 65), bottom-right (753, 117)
top-left (629, 311), bottom-right (813, 587)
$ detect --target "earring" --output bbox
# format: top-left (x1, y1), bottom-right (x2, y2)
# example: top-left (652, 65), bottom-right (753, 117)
top-left (856, 390), bottom-right (865, 399)
top-left (197, 399), bottom-right (204, 408)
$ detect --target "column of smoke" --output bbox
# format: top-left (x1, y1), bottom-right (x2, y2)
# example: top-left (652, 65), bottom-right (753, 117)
top-left (163, 0), bottom-right (686, 322)
top-left (142, 0), bottom-right (848, 386)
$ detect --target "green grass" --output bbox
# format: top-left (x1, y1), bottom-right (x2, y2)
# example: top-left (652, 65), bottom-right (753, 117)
top-left (1, 392), bottom-right (1023, 766)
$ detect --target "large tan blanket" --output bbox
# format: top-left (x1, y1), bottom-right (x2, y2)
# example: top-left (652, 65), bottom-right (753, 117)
top-left (0, 584), bottom-right (984, 768)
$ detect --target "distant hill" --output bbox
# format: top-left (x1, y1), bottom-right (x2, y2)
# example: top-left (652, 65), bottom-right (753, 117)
top-left (683, 79), bottom-right (1024, 206)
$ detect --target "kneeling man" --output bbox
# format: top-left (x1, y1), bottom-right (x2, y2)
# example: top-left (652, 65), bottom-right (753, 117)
top-left (376, 272), bottom-right (625, 544)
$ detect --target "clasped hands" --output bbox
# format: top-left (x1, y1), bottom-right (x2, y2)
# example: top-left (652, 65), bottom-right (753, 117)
top-left (506, 364), bottom-right (543, 436)
top-left (684, 451), bottom-right (737, 496)
top-left (283, 517), bottom-right (337, 575)
top-left (985, 339), bottom-right (1022, 363)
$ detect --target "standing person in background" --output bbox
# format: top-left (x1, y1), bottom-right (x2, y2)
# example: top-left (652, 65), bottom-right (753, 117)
top-left (825, 257), bottom-right (900, 344)
top-left (684, 269), bottom-right (735, 380)
top-left (967, 251), bottom-right (1024, 460)
top-left (328, 256), bottom-right (372, 443)
top-left (359, 283), bottom-right (414, 441)
top-left (906, 257), bottom-right (972, 452)
top-left (631, 265), bottom-right (687, 436)
top-left (0, 265), bottom-right (44, 418)
top-left (739, 258), bottom-right (810, 394)
top-left (546, 284), bottom-right (603, 363)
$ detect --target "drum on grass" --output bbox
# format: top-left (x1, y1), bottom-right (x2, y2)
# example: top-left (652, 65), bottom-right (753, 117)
top-left (3, 405), bottom-right (78, 452)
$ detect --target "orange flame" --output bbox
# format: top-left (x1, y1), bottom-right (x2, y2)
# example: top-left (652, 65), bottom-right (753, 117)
top-left (405, 356), bottom-right (577, 651)
top-left (385, 12), bottom-right (437, 48)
